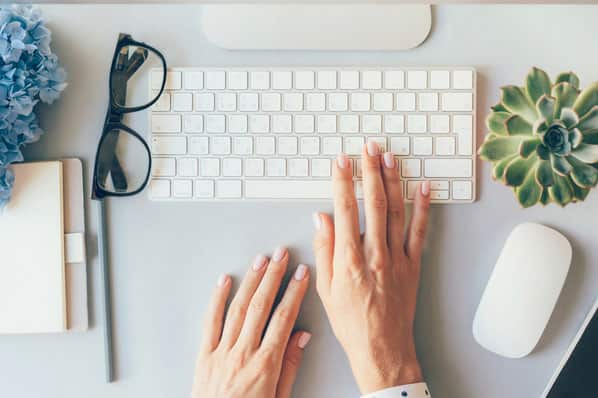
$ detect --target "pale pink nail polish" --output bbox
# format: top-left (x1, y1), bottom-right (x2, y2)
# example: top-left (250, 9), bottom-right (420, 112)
top-left (252, 254), bottom-right (268, 271)
top-left (383, 152), bottom-right (395, 169)
top-left (297, 332), bottom-right (312, 349)
top-left (312, 212), bottom-right (321, 230)
top-left (272, 246), bottom-right (287, 262)
top-left (336, 153), bottom-right (349, 169)
top-left (421, 180), bottom-right (431, 196)
top-left (294, 264), bottom-right (308, 280)
top-left (217, 274), bottom-right (229, 287)
top-left (367, 141), bottom-right (379, 156)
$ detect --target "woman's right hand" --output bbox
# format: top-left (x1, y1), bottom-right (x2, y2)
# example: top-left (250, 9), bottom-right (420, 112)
top-left (313, 142), bottom-right (431, 394)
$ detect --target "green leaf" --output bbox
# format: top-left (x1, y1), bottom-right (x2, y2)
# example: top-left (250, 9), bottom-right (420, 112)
top-left (504, 155), bottom-right (537, 187)
top-left (560, 108), bottom-right (579, 129)
top-left (492, 154), bottom-right (518, 180)
top-left (536, 143), bottom-right (550, 160)
top-left (478, 136), bottom-right (523, 161)
top-left (570, 128), bottom-right (583, 149)
top-left (505, 115), bottom-right (533, 135)
top-left (571, 182), bottom-right (590, 201)
top-left (582, 130), bottom-right (598, 145)
top-left (567, 156), bottom-right (598, 188)
top-left (555, 72), bottom-right (580, 89)
top-left (540, 188), bottom-right (551, 205)
top-left (552, 82), bottom-right (579, 120)
top-left (516, 163), bottom-right (542, 208)
top-left (573, 82), bottom-right (598, 118)
top-left (571, 143), bottom-right (598, 164)
top-left (533, 118), bottom-right (549, 135)
top-left (519, 137), bottom-right (541, 158)
top-left (526, 67), bottom-right (552, 104)
top-left (548, 174), bottom-right (574, 206)
top-left (501, 86), bottom-right (538, 124)
top-left (491, 102), bottom-right (508, 112)
top-left (550, 154), bottom-right (573, 176)
top-left (576, 105), bottom-right (598, 133)
top-left (486, 112), bottom-right (510, 135)
top-left (536, 95), bottom-right (556, 124)
top-left (536, 160), bottom-right (555, 187)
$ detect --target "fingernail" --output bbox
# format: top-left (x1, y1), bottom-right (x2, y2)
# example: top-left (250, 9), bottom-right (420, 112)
top-left (272, 246), bottom-right (287, 262)
top-left (294, 264), bottom-right (308, 280)
top-left (312, 212), bottom-right (321, 230)
top-left (217, 274), bottom-right (229, 287)
top-left (297, 332), bottom-right (312, 349)
top-left (336, 153), bottom-right (349, 169)
top-left (252, 254), bottom-right (268, 271)
top-left (367, 141), bottom-right (379, 156)
top-left (421, 180), bottom-right (430, 196)
top-left (383, 152), bottom-right (395, 169)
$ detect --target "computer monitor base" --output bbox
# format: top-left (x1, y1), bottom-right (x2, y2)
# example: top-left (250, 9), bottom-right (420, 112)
top-left (201, 4), bottom-right (432, 51)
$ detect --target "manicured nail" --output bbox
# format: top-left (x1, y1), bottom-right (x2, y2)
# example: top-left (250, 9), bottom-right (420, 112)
top-left (367, 141), bottom-right (379, 156)
top-left (217, 274), bottom-right (229, 287)
top-left (336, 153), bottom-right (349, 169)
top-left (294, 264), bottom-right (308, 280)
top-left (383, 152), bottom-right (395, 168)
top-left (252, 254), bottom-right (268, 271)
top-left (421, 180), bottom-right (430, 196)
top-left (312, 212), bottom-right (321, 230)
top-left (297, 332), bottom-right (312, 349)
top-left (272, 246), bottom-right (287, 262)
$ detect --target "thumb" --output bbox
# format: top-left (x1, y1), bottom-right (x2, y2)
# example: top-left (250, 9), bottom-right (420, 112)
top-left (276, 331), bottom-right (312, 398)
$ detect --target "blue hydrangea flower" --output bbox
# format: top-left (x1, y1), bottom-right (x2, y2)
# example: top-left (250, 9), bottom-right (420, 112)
top-left (0, 5), bottom-right (66, 208)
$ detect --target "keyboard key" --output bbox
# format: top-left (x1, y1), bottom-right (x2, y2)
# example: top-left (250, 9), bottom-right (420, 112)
top-left (200, 158), bottom-right (220, 177)
top-left (306, 93), bottom-right (325, 111)
top-left (211, 137), bottom-right (231, 155)
top-left (205, 71), bottom-right (226, 89)
top-left (351, 93), bottom-right (370, 111)
top-left (328, 93), bottom-right (348, 112)
top-left (407, 70), bottom-right (427, 89)
top-left (239, 93), bottom-right (259, 111)
top-left (441, 93), bottom-right (473, 111)
top-left (272, 115), bottom-right (292, 134)
top-left (152, 158), bottom-right (176, 177)
top-left (317, 115), bottom-right (337, 133)
top-left (229, 115), bottom-right (248, 133)
top-left (406, 181), bottom-right (419, 200)
top-left (261, 93), bottom-right (281, 112)
top-left (407, 115), bottom-right (426, 133)
top-left (363, 115), bottom-right (382, 133)
top-left (278, 136), bottom-right (298, 155)
top-left (216, 180), bottom-right (242, 198)
top-left (250, 71), bottom-right (270, 90)
top-left (249, 115), bottom-right (270, 133)
top-left (163, 71), bottom-right (182, 90)
top-left (339, 70), bottom-right (359, 89)
top-left (245, 180), bottom-right (331, 199)
top-left (283, 93), bottom-right (303, 111)
top-left (183, 71), bottom-right (203, 90)
top-left (195, 93), bottom-right (215, 111)
top-left (373, 93), bottom-right (393, 111)
top-left (311, 158), bottom-right (331, 177)
top-left (183, 115), bottom-right (203, 133)
top-left (425, 159), bottom-right (472, 178)
top-left (384, 70), bottom-right (404, 89)
top-left (152, 93), bottom-right (170, 111)
top-left (430, 70), bottom-right (450, 89)
top-left (384, 115), bottom-right (404, 134)
top-left (322, 137), bottom-right (342, 155)
top-left (206, 115), bottom-right (226, 133)
top-left (295, 71), bottom-right (315, 89)
top-left (367, 137), bottom-right (387, 152)
top-left (430, 114), bottom-right (450, 133)
top-left (228, 71), bottom-right (248, 89)
top-left (152, 114), bottom-right (181, 133)
top-left (232, 137), bottom-right (253, 155)
top-left (188, 136), bottom-right (209, 155)
top-left (195, 180), bottom-right (214, 198)
top-left (339, 115), bottom-right (359, 133)
top-left (418, 93), bottom-right (438, 111)
top-left (453, 70), bottom-right (473, 89)
top-left (173, 179), bottom-right (193, 198)
top-left (266, 158), bottom-right (286, 177)
top-left (300, 137), bottom-right (320, 155)
top-left (222, 158), bottom-right (242, 177)
top-left (401, 159), bottom-right (421, 178)
top-left (453, 114), bottom-right (474, 155)
top-left (396, 93), bottom-right (416, 111)
top-left (177, 158), bottom-right (198, 177)
top-left (355, 159), bottom-right (363, 178)
top-left (272, 71), bottom-right (292, 90)
top-left (362, 71), bottom-right (382, 89)
top-left (344, 136), bottom-right (364, 155)
top-left (245, 158), bottom-right (264, 177)
top-left (431, 190), bottom-right (449, 200)
top-left (152, 137), bottom-right (186, 155)
top-left (413, 137), bottom-right (433, 156)
top-left (255, 136), bottom-right (275, 155)
top-left (216, 93), bottom-right (236, 111)
top-left (289, 159), bottom-right (309, 177)
top-left (390, 137), bottom-right (410, 155)
top-left (431, 180), bottom-right (449, 190)
top-left (317, 71), bottom-right (337, 89)
top-left (452, 180), bottom-right (473, 200)
top-left (295, 115), bottom-right (315, 134)
top-left (435, 136), bottom-right (456, 156)
top-left (149, 179), bottom-right (170, 198)
top-left (173, 93), bottom-right (193, 112)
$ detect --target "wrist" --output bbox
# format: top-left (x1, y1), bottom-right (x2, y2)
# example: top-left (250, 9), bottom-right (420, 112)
top-left (355, 359), bottom-right (423, 395)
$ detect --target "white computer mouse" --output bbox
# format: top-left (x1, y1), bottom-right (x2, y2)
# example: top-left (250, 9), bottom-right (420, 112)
top-left (472, 222), bottom-right (572, 358)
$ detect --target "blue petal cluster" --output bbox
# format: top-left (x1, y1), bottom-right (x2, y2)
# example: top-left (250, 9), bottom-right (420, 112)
top-left (0, 5), bottom-right (66, 208)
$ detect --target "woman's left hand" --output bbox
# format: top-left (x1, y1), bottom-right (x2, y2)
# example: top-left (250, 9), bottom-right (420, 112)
top-left (192, 247), bottom-right (311, 398)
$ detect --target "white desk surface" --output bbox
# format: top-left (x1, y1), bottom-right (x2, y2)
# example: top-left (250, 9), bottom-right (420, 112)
top-left (1, 4), bottom-right (597, 397)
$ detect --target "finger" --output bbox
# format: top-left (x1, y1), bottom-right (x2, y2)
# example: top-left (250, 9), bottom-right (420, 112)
top-left (406, 180), bottom-right (431, 261)
top-left (332, 153), bottom-right (361, 257)
top-left (381, 152), bottom-right (406, 262)
top-left (200, 274), bottom-right (232, 353)
top-left (361, 142), bottom-right (389, 260)
top-left (276, 331), bottom-right (312, 398)
top-left (237, 246), bottom-right (289, 349)
top-left (312, 212), bottom-right (334, 294)
top-left (262, 264), bottom-right (310, 352)
top-left (220, 254), bottom-right (269, 348)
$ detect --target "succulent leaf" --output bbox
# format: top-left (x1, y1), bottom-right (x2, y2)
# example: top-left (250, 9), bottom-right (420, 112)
top-left (501, 86), bottom-right (538, 124)
top-left (536, 143), bottom-right (550, 160)
top-left (567, 156), bottom-right (598, 188)
top-left (491, 102), bottom-right (508, 112)
top-left (517, 163), bottom-right (542, 208)
top-left (571, 143), bottom-right (598, 164)
top-left (536, 95), bottom-right (556, 124)
top-left (552, 82), bottom-right (579, 119)
top-left (519, 137), bottom-right (541, 158)
top-left (573, 82), bottom-right (598, 118)
top-left (505, 115), bottom-right (533, 136)
top-left (548, 174), bottom-right (574, 206)
top-left (550, 154), bottom-right (572, 176)
top-left (560, 108), bottom-right (579, 128)
top-left (526, 67), bottom-right (552, 104)
top-left (478, 136), bottom-right (523, 162)
top-left (583, 130), bottom-right (598, 145)
top-left (486, 112), bottom-right (510, 135)
top-left (576, 105), bottom-right (598, 133)
top-left (535, 160), bottom-right (555, 187)
top-left (572, 182), bottom-right (590, 201)
top-left (533, 118), bottom-right (549, 135)
top-left (504, 155), bottom-right (536, 187)
top-left (570, 128), bottom-right (583, 149)
top-left (540, 188), bottom-right (551, 205)
top-left (555, 72), bottom-right (580, 89)
top-left (492, 154), bottom-right (518, 180)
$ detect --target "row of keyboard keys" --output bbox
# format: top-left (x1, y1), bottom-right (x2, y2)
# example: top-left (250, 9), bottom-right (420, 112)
top-left (153, 92), bottom-right (473, 113)
top-left (153, 69), bottom-right (474, 91)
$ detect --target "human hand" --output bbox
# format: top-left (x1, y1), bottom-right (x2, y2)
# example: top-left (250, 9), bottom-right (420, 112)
top-left (313, 142), bottom-right (431, 394)
top-left (192, 247), bottom-right (311, 398)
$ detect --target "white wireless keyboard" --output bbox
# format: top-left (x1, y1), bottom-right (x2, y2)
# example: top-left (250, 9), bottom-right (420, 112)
top-left (148, 67), bottom-right (476, 202)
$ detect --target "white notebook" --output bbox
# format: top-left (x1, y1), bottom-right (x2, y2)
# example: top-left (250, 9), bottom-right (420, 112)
top-left (0, 161), bottom-right (67, 334)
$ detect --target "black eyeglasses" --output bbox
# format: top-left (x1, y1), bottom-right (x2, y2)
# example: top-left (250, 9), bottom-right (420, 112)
top-left (92, 33), bottom-right (167, 200)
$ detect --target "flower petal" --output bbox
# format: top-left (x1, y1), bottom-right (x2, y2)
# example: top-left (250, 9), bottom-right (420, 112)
top-left (573, 82), bottom-right (598, 118)
top-left (526, 67), bottom-right (551, 105)
top-left (504, 155), bottom-right (537, 187)
top-left (575, 105), bottom-right (598, 133)
top-left (519, 137), bottom-right (541, 158)
top-left (559, 108), bottom-right (579, 129)
top-left (478, 136), bottom-right (523, 162)
top-left (535, 160), bottom-right (555, 187)
top-left (550, 154), bottom-right (572, 176)
top-left (500, 86), bottom-right (538, 124)
top-left (567, 156), bottom-right (598, 188)
top-left (555, 71), bottom-right (580, 89)
top-left (552, 82), bottom-right (579, 120)
top-left (536, 95), bottom-right (556, 124)
top-left (548, 174), bottom-right (574, 206)
top-left (516, 163), bottom-right (543, 208)
top-left (571, 143), bottom-right (598, 163)
top-left (505, 115), bottom-right (533, 136)
top-left (486, 111), bottom-right (510, 135)
top-left (492, 154), bottom-right (518, 180)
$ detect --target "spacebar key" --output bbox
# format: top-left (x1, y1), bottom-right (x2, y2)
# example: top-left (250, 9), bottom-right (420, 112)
top-left (245, 180), bottom-right (332, 199)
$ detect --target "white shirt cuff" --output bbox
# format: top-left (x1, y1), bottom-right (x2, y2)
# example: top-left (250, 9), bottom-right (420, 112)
top-left (361, 382), bottom-right (431, 398)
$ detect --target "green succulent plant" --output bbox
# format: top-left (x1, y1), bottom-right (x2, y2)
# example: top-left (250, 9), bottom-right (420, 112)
top-left (478, 67), bottom-right (598, 207)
